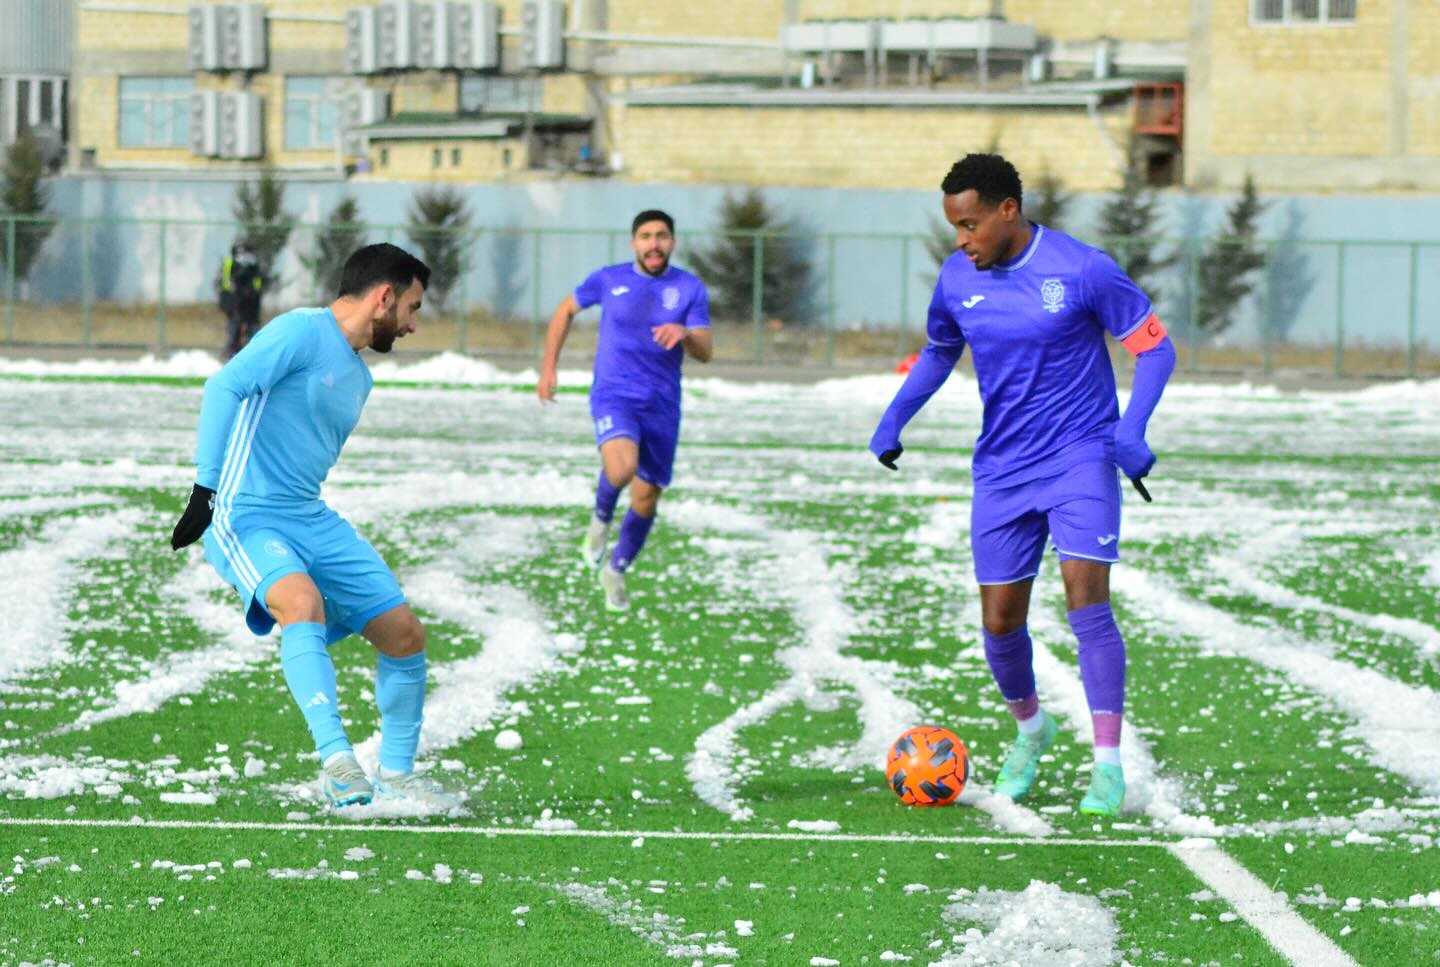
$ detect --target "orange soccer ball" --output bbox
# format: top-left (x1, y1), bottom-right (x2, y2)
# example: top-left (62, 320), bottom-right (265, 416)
top-left (885, 726), bottom-right (970, 807)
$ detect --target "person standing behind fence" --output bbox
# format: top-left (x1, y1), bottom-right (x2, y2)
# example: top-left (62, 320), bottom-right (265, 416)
top-left (536, 210), bottom-right (713, 613)
top-left (218, 242), bottom-right (265, 360)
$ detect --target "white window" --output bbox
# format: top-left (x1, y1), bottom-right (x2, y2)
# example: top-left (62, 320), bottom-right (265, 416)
top-left (284, 76), bottom-right (343, 150)
top-left (118, 77), bottom-right (194, 148)
top-left (1253, 0), bottom-right (1356, 23)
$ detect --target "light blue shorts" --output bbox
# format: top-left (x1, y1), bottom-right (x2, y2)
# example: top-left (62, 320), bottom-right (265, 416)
top-left (203, 504), bottom-right (404, 642)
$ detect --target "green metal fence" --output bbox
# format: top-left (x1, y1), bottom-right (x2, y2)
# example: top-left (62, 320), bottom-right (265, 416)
top-left (2, 213), bottom-right (1437, 378)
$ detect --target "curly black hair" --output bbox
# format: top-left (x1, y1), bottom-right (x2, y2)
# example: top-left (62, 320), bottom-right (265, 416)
top-left (940, 154), bottom-right (1023, 210)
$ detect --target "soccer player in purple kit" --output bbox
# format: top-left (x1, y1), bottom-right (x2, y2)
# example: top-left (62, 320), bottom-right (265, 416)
top-left (869, 154), bottom-right (1176, 816)
top-left (537, 210), bottom-right (713, 612)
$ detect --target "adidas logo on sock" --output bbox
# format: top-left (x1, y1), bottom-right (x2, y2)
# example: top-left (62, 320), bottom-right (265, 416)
top-left (305, 691), bottom-right (331, 708)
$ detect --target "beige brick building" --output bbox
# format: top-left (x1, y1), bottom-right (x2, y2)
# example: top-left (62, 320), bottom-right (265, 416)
top-left (1185, 0), bottom-right (1440, 190)
top-left (57, 0), bottom-right (1440, 191)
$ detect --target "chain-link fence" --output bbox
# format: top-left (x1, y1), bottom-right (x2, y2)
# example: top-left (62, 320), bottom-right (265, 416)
top-left (4, 213), bottom-right (1438, 377)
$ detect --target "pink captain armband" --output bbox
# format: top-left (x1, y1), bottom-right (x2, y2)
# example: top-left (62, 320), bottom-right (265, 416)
top-left (1121, 314), bottom-right (1168, 355)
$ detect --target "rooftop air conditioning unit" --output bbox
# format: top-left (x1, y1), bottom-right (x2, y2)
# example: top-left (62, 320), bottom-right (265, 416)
top-left (218, 91), bottom-right (263, 159)
top-left (189, 90), bottom-right (220, 156)
top-left (341, 89), bottom-right (389, 157)
top-left (780, 19), bottom-right (877, 53)
top-left (414, 1), bottom-right (453, 68)
top-left (451, 1), bottom-right (499, 70)
top-left (220, 3), bottom-right (267, 70)
top-left (346, 7), bottom-right (380, 73)
top-left (378, 0), bottom-right (416, 70)
top-left (188, 5), bottom-right (222, 70)
top-left (520, 0), bottom-right (564, 70)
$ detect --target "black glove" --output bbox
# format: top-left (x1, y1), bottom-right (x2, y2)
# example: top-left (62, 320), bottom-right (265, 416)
top-left (877, 445), bottom-right (903, 471)
top-left (171, 484), bottom-right (216, 550)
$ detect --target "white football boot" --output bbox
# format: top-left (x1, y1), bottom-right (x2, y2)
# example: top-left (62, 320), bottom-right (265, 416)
top-left (373, 768), bottom-right (465, 811)
top-left (581, 515), bottom-right (612, 566)
top-left (598, 560), bottom-right (630, 612)
top-left (320, 750), bottom-right (374, 808)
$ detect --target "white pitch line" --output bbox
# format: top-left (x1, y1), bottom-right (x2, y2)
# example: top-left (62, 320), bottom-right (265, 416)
top-left (0, 815), bottom-right (1165, 848)
top-left (1169, 839), bottom-right (1360, 967)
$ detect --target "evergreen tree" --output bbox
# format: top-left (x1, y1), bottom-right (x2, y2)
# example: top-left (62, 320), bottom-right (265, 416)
top-left (918, 216), bottom-right (957, 291)
top-left (1097, 141), bottom-right (1177, 302)
top-left (298, 196), bottom-right (366, 301)
top-left (231, 166), bottom-right (294, 283)
top-left (1028, 162), bottom-right (1072, 231)
top-left (489, 225), bottom-right (526, 323)
top-left (1266, 202), bottom-right (1315, 342)
top-left (405, 186), bottom-right (473, 312)
top-left (0, 132), bottom-right (56, 290)
top-left (1194, 174), bottom-right (1267, 336)
top-left (689, 189), bottom-right (813, 323)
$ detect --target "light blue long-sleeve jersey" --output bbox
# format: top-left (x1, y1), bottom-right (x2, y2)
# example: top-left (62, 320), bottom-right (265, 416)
top-left (194, 307), bottom-right (371, 511)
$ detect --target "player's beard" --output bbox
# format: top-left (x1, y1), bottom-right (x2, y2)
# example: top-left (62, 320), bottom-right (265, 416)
top-left (640, 249), bottom-right (669, 276)
top-left (370, 311), bottom-right (400, 353)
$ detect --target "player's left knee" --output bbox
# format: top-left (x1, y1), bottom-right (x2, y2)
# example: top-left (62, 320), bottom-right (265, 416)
top-left (631, 485), bottom-right (661, 516)
top-left (394, 616), bottom-right (426, 657)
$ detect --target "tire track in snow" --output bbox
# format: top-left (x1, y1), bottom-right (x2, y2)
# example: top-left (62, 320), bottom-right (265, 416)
top-left (1197, 521), bottom-right (1440, 657)
top-left (55, 563), bottom-right (275, 734)
top-left (351, 570), bottom-right (584, 771)
top-left (0, 508), bottom-right (146, 688)
top-left (675, 501), bottom-right (1051, 835)
top-left (1117, 564), bottom-right (1440, 798)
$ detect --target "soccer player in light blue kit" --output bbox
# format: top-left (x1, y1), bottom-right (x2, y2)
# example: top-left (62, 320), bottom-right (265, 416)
top-left (537, 210), bottom-right (713, 612)
top-left (169, 243), bottom-right (461, 810)
top-left (870, 155), bottom-right (1176, 816)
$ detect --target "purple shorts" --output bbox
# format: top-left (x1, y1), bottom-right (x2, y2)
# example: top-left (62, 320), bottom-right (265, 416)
top-left (590, 393), bottom-right (680, 489)
top-left (970, 459), bottom-right (1123, 585)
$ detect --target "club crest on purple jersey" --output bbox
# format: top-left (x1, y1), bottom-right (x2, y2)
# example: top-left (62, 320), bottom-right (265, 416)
top-left (662, 286), bottom-right (680, 311)
top-left (1041, 278), bottom-right (1066, 314)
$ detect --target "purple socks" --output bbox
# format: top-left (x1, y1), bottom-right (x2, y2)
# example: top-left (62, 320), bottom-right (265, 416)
top-left (983, 625), bottom-right (1039, 723)
top-left (984, 605), bottom-right (1128, 754)
top-left (1068, 601), bottom-right (1127, 749)
top-left (610, 509), bottom-right (655, 573)
top-left (595, 471), bottom-right (621, 524)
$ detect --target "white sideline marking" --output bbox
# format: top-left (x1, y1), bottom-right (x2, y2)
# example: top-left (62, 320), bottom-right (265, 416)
top-left (0, 816), bottom-right (1162, 849)
top-left (1168, 840), bottom-right (1360, 967)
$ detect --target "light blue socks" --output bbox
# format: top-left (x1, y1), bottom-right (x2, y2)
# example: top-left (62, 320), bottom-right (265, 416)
top-left (280, 622), bottom-right (349, 761)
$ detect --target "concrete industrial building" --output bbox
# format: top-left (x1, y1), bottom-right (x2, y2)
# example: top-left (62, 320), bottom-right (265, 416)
top-left (3, 0), bottom-right (1423, 193)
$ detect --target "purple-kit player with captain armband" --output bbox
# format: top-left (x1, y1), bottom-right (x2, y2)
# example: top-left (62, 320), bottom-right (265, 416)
top-left (869, 154), bottom-right (1176, 817)
top-left (537, 210), bottom-right (713, 612)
